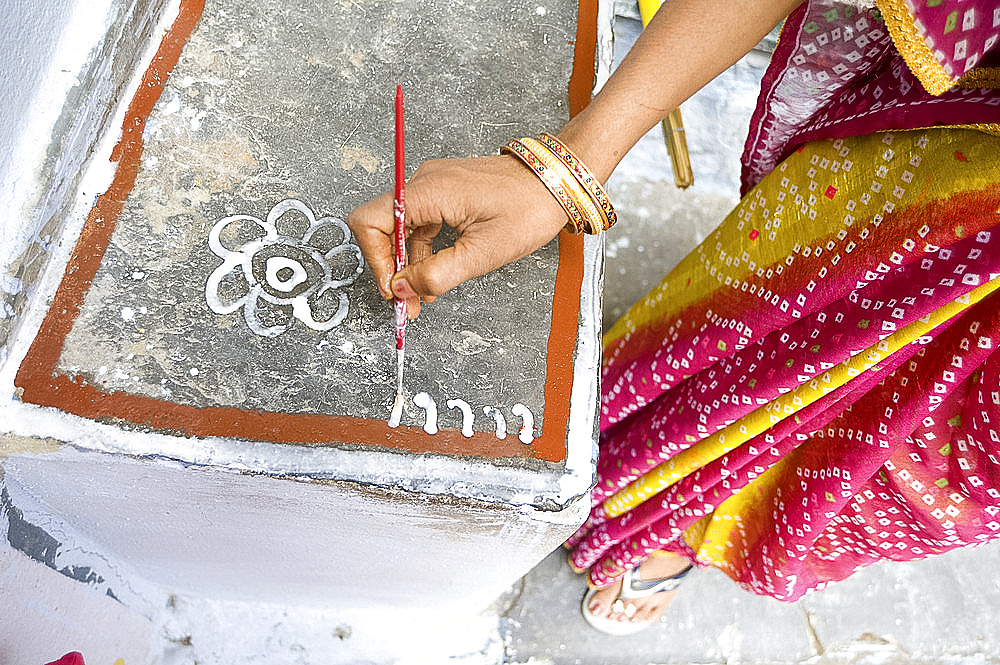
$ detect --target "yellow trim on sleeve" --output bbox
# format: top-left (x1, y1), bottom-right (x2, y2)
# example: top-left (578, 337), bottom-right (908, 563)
top-left (876, 0), bottom-right (956, 96)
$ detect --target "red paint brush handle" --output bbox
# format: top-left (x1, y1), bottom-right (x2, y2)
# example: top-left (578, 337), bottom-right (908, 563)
top-left (393, 84), bottom-right (407, 350)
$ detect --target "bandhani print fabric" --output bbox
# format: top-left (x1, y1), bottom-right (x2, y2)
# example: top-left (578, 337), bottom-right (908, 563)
top-left (567, 0), bottom-right (1000, 601)
top-left (569, 127), bottom-right (1000, 600)
top-left (742, 0), bottom-right (1000, 193)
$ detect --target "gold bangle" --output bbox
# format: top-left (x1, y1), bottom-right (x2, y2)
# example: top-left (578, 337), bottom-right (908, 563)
top-left (519, 137), bottom-right (605, 234)
top-left (501, 138), bottom-right (588, 234)
top-left (539, 133), bottom-right (617, 231)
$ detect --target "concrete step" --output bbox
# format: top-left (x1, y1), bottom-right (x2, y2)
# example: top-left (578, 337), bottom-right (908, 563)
top-left (2, 0), bottom-right (606, 661)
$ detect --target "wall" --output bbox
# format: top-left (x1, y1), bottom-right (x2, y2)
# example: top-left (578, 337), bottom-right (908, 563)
top-left (0, 545), bottom-right (153, 665)
top-left (4, 450), bottom-right (589, 611)
top-left (0, 0), bottom-right (169, 364)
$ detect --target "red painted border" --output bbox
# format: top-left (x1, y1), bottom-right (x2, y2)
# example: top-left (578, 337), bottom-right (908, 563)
top-left (15, 0), bottom-right (596, 463)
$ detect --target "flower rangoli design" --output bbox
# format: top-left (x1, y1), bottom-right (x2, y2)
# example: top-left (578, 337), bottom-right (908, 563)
top-left (205, 199), bottom-right (364, 337)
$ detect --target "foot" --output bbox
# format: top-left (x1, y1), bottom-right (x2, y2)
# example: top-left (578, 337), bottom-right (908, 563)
top-left (587, 553), bottom-right (690, 626)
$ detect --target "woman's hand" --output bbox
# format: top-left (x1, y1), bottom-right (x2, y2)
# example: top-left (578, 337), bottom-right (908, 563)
top-left (348, 0), bottom-right (801, 318)
top-left (347, 153), bottom-right (569, 318)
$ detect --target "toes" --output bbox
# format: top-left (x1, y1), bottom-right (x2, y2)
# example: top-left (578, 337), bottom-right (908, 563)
top-left (587, 582), bottom-right (625, 620)
top-left (588, 586), bottom-right (677, 625)
top-left (634, 603), bottom-right (662, 623)
top-left (588, 590), bottom-right (615, 618)
top-left (634, 594), bottom-right (674, 623)
top-left (610, 599), bottom-right (640, 623)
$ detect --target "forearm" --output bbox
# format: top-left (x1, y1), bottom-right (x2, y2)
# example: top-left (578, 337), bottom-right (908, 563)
top-left (347, 0), bottom-right (803, 305)
top-left (558, 0), bottom-right (803, 181)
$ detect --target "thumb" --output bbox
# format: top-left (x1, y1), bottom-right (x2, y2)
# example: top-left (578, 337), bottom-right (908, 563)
top-left (390, 244), bottom-right (471, 304)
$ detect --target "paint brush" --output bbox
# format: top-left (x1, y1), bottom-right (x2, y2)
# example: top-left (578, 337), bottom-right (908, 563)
top-left (388, 83), bottom-right (407, 428)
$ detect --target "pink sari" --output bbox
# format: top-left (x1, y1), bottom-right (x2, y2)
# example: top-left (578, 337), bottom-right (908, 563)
top-left (567, 0), bottom-right (1000, 600)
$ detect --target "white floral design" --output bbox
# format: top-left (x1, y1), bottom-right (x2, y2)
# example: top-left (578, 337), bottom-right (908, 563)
top-left (205, 199), bottom-right (364, 337)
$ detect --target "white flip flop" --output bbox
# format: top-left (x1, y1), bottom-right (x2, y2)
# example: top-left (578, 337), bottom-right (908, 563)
top-left (581, 561), bottom-right (693, 635)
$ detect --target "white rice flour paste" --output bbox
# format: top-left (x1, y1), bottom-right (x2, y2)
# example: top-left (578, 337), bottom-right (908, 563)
top-left (205, 199), bottom-right (363, 337)
top-left (446, 399), bottom-right (475, 437)
top-left (511, 404), bottom-right (534, 444)
top-left (484, 406), bottom-right (507, 440)
top-left (413, 392), bottom-right (438, 435)
top-left (391, 394), bottom-right (535, 444)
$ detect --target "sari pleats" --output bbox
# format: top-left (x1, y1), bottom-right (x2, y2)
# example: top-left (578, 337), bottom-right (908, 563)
top-left (569, 127), bottom-right (1000, 600)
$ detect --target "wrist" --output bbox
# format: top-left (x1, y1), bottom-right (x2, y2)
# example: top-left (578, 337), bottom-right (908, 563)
top-left (500, 134), bottom-right (618, 234)
top-left (554, 120), bottom-right (619, 183)
top-left (555, 100), bottom-right (651, 184)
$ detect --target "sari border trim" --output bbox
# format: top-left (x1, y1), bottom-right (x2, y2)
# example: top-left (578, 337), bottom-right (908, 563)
top-left (876, 0), bottom-right (955, 96)
top-left (883, 123), bottom-right (1000, 136)
top-left (951, 123), bottom-right (1000, 137)
top-left (957, 67), bottom-right (1000, 90)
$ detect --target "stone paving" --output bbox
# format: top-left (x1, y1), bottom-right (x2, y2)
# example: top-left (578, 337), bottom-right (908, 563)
top-left (503, 541), bottom-right (1000, 665)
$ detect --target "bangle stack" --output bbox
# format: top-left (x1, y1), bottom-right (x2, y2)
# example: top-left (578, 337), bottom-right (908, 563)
top-left (500, 134), bottom-right (617, 235)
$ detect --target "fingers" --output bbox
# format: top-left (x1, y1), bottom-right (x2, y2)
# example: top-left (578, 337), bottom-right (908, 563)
top-left (347, 153), bottom-right (569, 314)
top-left (346, 191), bottom-right (434, 318)
top-left (389, 273), bottom-right (422, 319)
top-left (347, 193), bottom-right (396, 300)
top-left (390, 223), bottom-right (533, 305)
top-left (348, 191), bottom-right (437, 319)
top-left (390, 245), bottom-right (476, 304)
top-left (403, 221), bottom-right (442, 310)
top-left (390, 157), bottom-right (566, 298)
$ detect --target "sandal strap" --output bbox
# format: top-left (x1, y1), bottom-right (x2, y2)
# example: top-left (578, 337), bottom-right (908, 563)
top-left (618, 562), bottom-right (693, 600)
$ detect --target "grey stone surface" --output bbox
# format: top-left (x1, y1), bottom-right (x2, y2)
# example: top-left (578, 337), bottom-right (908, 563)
top-left (54, 0), bottom-right (580, 432)
top-left (799, 542), bottom-right (1000, 661)
top-left (502, 548), bottom-right (809, 665)
top-left (502, 542), bottom-right (1000, 665)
